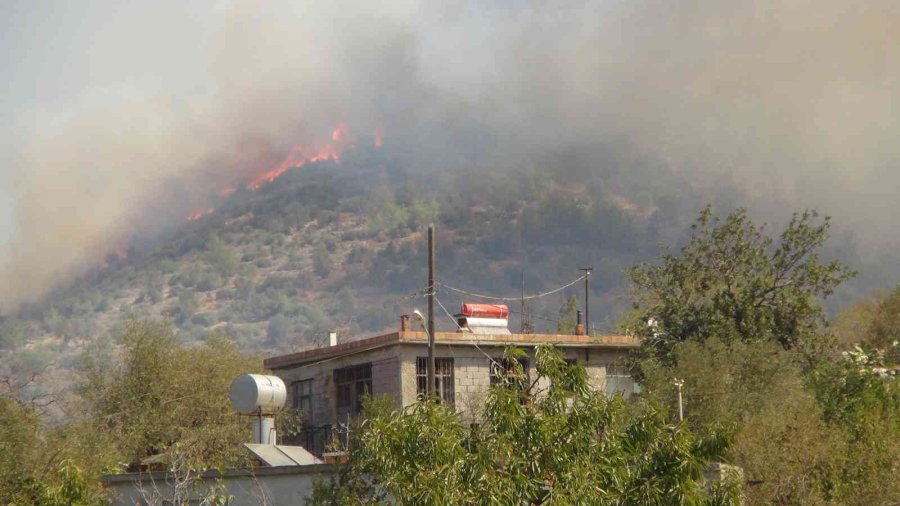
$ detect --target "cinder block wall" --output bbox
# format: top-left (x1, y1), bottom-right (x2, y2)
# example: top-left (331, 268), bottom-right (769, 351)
top-left (277, 343), bottom-right (635, 430)
top-left (396, 344), bottom-right (634, 421)
top-left (278, 346), bottom-right (403, 428)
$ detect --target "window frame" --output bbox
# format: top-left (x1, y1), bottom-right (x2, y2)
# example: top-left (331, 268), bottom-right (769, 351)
top-left (291, 379), bottom-right (314, 421)
top-left (333, 363), bottom-right (373, 417)
top-left (416, 357), bottom-right (455, 405)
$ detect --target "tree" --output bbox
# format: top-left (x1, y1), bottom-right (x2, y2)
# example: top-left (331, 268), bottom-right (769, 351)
top-left (313, 244), bottom-right (333, 278)
top-left (639, 339), bottom-right (847, 504)
top-left (0, 318), bottom-right (26, 350)
top-left (311, 345), bottom-right (740, 505)
top-left (809, 344), bottom-right (900, 504)
top-left (80, 320), bottom-right (263, 472)
top-left (832, 284), bottom-right (900, 362)
top-left (557, 294), bottom-right (579, 334)
top-left (628, 206), bottom-right (854, 364)
top-left (866, 285), bottom-right (900, 352)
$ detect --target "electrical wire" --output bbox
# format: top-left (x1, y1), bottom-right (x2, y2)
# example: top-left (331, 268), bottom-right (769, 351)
top-left (433, 294), bottom-right (501, 369)
top-left (438, 274), bottom-right (586, 302)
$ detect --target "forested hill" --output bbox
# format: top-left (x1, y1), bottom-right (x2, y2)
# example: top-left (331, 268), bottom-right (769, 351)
top-left (0, 144), bottom-right (869, 390)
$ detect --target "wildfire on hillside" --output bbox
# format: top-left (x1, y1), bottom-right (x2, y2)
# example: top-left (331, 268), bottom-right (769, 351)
top-left (245, 123), bottom-right (354, 190)
top-left (184, 124), bottom-right (379, 222)
top-left (187, 208), bottom-right (215, 221)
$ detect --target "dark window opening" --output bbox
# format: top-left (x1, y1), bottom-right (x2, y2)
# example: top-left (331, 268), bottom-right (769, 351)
top-left (334, 363), bottom-right (372, 417)
top-left (416, 357), bottom-right (455, 405)
top-left (292, 379), bottom-right (314, 421)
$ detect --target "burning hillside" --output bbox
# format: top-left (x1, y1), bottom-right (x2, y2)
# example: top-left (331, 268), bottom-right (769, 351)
top-left (185, 123), bottom-right (377, 222)
top-left (245, 123), bottom-right (355, 191)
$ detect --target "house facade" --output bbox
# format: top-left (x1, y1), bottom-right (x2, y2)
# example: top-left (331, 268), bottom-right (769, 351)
top-left (265, 320), bottom-right (640, 454)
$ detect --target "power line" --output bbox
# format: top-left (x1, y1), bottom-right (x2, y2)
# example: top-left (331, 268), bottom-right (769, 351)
top-left (433, 294), bottom-right (501, 369)
top-left (435, 286), bottom-right (618, 334)
top-left (438, 274), bottom-right (586, 302)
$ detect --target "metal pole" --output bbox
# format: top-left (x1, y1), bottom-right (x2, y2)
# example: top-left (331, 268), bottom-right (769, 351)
top-left (674, 378), bottom-right (684, 422)
top-left (579, 267), bottom-right (593, 335)
top-left (427, 224), bottom-right (436, 398)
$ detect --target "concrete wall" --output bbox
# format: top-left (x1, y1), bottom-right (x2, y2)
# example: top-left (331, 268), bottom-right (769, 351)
top-left (279, 343), bottom-right (635, 435)
top-left (278, 346), bottom-right (402, 428)
top-left (395, 344), bottom-right (634, 422)
top-left (102, 465), bottom-right (339, 506)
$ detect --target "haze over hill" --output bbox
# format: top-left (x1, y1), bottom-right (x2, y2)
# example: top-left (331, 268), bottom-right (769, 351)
top-left (2, 0), bottom-right (900, 313)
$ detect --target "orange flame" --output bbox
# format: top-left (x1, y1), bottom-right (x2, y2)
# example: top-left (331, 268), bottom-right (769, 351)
top-left (245, 123), bottom-right (355, 191)
top-left (187, 208), bottom-right (214, 221)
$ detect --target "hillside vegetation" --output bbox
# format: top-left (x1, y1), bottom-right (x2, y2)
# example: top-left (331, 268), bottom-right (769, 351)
top-left (0, 146), bottom-right (711, 396)
top-left (1, 153), bottom-right (897, 503)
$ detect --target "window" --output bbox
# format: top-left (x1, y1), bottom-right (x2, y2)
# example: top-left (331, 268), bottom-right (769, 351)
top-left (489, 357), bottom-right (529, 386)
top-left (416, 357), bottom-right (455, 405)
top-left (605, 362), bottom-right (632, 396)
top-left (292, 379), bottom-right (313, 420)
top-left (334, 363), bottom-right (372, 417)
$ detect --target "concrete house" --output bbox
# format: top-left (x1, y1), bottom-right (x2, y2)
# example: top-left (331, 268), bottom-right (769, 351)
top-left (265, 308), bottom-right (640, 454)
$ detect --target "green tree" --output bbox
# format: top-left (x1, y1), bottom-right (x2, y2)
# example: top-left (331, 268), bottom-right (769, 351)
top-left (866, 285), bottom-right (900, 352)
top-left (557, 294), bottom-right (579, 334)
top-left (639, 339), bottom-right (847, 505)
top-left (409, 198), bottom-right (439, 228)
top-left (832, 285), bottom-right (900, 362)
top-left (205, 235), bottom-right (240, 278)
top-left (312, 345), bottom-right (740, 505)
top-left (0, 318), bottom-right (26, 350)
top-left (80, 320), bottom-right (262, 471)
top-left (628, 207), bottom-right (853, 364)
top-left (0, 396), bottom-right (100, 505)
top-left (809, 344), bottom-right (900, 504)
top-left (312, 244), bottom-right (333, 278)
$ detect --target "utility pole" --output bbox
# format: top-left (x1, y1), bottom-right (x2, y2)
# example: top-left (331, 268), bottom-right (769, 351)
top-left (579, 267), bottom-right (593, 335)
top-left (427, 224), bottom-right (436, 398)
top-left (674, 378), bottom-right (684, 422)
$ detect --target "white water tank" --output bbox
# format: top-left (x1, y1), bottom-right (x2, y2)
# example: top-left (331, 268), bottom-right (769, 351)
top-left (229, 374), bottom-right (287, 414)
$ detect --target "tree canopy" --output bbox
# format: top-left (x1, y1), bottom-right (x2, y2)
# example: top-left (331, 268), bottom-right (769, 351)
top-left (311, 345), bottom-right (740, 505)
top-left (628, 206), bottom-right (854, 363)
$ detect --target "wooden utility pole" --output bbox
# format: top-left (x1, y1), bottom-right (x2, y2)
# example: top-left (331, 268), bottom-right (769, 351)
top-left (579, 267), bottom-right (593, 335)
top-left (427, 224), bottom-right (436, 397)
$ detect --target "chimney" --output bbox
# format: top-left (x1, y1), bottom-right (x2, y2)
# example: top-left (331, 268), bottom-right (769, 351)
top-left (328, 331), bottom-right (338, 346)
top-left (574, 310), bottom-right (586, 336)
top-left (400, 314), bottom-right (411, 332)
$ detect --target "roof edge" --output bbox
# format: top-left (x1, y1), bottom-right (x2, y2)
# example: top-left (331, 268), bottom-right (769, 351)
top-left (264, 331), bottom-right (639, 370)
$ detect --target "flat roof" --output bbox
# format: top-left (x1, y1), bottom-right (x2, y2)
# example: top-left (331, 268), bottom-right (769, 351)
top-left (264, 331), bottom-right (639, 370)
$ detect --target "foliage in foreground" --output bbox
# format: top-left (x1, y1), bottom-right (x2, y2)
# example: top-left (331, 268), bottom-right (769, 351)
top-left (0, 320), bottom-right (265, 504)
top-left (631, 207), bottom-right (899, 505)
top-left (311, 345), bottom-right (740, 505)
top-left (80, 320), bottom-right (264, 472)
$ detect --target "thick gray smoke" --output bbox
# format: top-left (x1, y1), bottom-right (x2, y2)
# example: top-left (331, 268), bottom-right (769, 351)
top-left (2, 0), bottom-right (899, 310)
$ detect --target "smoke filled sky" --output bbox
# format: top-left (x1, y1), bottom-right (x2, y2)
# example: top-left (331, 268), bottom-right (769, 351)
top-left (1, 0), bottom-right (899, 309)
